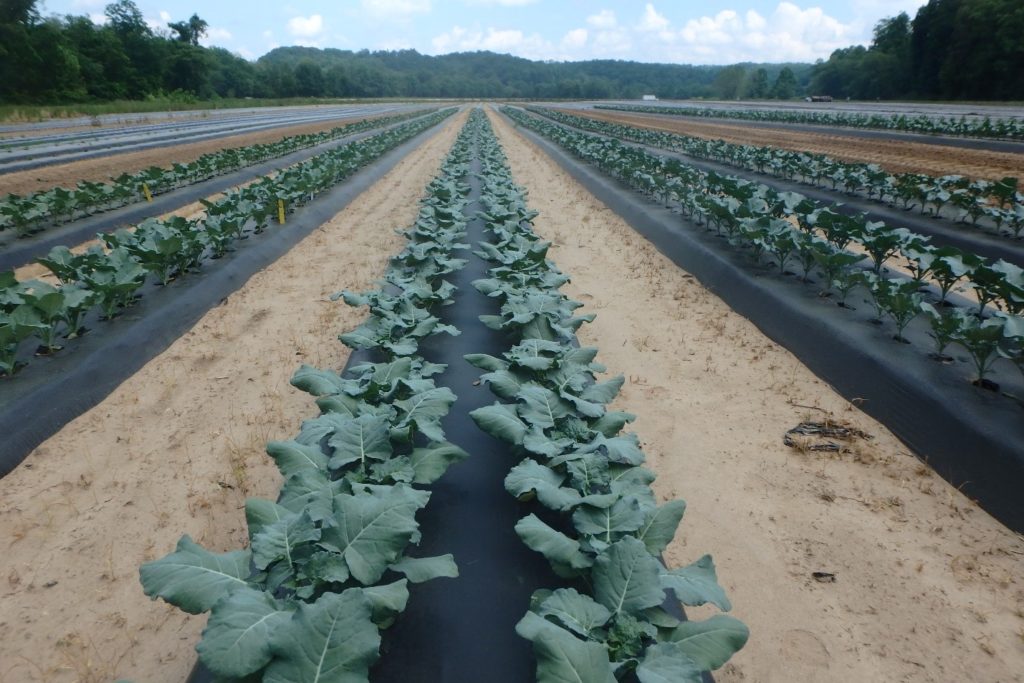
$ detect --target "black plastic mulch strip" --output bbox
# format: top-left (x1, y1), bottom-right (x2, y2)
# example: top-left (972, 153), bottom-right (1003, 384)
top-left (371, 146), bottom-right (570, 683)
top-left (0, 111), bottom-right (439, 270)
top-left (542, 111), bottom-right (1024, 267)
top-left (504, 110), bottom-right (1024, 533)
top-left (0, 117), bottom-right (451, 478)
top-left (585, 106), bottom-right (1024, 154)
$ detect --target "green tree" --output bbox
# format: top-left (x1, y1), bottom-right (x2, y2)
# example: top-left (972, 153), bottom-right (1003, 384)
top-left (63, 16), bottom-right (132, 99)
top-left (324, 64), bottom-right (351, 96)
top-left (941, 0), bottom-right (1024, 99)
top-left (104, 0), bottom-right (149, 36)
top-left (745, 68), bottom-right (769, 98)
top-left (911, 0), bottom-right (961, 97)
top-left (207, 47), bottom-right (256, 97)
top-left (103, 0), bottom-right (162, 98)
top-left (713, 64), bottom-right (747, 99)
top-left (0, 0), bottom-right (39, 25)
top-left (165, 42), bottom-right (211, 96)
top-left (872, 12), bottom-right (911, 54)
top-left (293, 60), bottom-right (324, 96)
top-left (771, 67), bottom-right (797, 99)
top-left (168, 13), bottom-right (208, 46)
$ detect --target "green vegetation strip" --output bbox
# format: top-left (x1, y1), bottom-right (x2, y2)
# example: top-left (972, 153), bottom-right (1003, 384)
top-left (544, 107), bottom-right (1024, 241)
top-left (467, 113), bottom-right (748, 681)
top-left (597, 104), bottom-right (1024, 141)
top-left (504, 106), bottom-right (1024, 392)
top-left (139, 112), bottom-right (479, 681)
top-left (0, 109), bottom-right (455, 376)
top-left (0, 109), bottom-right (432, 237)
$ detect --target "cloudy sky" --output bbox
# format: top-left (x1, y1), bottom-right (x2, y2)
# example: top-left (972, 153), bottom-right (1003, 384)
top-left (44, 0), bottom-right (928, 64)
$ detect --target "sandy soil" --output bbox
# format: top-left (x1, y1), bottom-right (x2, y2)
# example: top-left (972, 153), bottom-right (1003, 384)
top-left (0, 111), bottom-right (465, 683)
top-left (0, 115), bottom-right (380, 196)
top-left (490, 109), bottom-right (1024, 683)
top-left (567, 108), bottom-right (1024, 182)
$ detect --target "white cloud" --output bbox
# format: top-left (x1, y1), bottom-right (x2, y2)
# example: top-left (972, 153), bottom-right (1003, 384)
top-left (586, 10), bottom-right (617, 29)
top-left (361, 0), bottom-right (431, 17)
top-left (287, 14), bottom-right (324, 38)
top-left (159, 10), bottom-right (171, 22)
top-left (642, 2), bottom-right (855, 64)
top-left (581, 9), bottom-right (630, 55)
top-left (637, 4), bottom-right (669, 32)
top-left (88, 12), bottom-right (108, 25)
top-left (591, 28), bottom-right (631, 55)
top-left (205, 27), bottom-right (233, 42)
top-left (561, 28), bottom-right (588, 50)
top-left (236, 47), bottom-right (256, 60)
top-left (743, 9), bottom-right (765, 32)
top-left (430, 25), bottom-right (558, 60)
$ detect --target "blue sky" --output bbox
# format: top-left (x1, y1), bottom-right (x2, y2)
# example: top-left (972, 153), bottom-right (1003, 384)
top-left (42, 0), bottom-right (929, 64)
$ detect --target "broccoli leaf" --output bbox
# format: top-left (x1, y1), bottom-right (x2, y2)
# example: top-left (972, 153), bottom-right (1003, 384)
top-left (140, 535), bottom-right (251, 614)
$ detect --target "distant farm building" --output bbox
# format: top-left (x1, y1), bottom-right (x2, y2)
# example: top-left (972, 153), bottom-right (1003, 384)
top-left (642, 94), bottom-right (658, 101)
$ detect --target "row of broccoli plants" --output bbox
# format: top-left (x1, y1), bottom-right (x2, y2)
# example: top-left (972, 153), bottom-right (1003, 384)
top-left (596, 103), bottom-right (1024, 142)
top-left (0, 109), bottom-right (455, 377)
top-left (466, 114), bottom-right (748, 681)
top-left (505, 107), bottom-right (1024, 390)
top-left (138, 112), bottom-right (481, 682)
top-left (0, 108), bottom-right (433, 238)
top-left (540, 107), bottom-right (1024, 240)
top-left (519, 108), bottom-right (1024, 316)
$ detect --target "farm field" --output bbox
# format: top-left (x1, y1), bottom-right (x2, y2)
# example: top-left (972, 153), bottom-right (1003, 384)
top-left (558, 107), bottom-right (1024, 180)
top-left (0, 100), bottom-right (1022, 683)
top-left (0, 104), bottom-right (430, 194)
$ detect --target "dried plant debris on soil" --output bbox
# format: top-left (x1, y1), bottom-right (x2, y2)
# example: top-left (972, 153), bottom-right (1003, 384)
top-left (783, 420), bottom-right (873, 452)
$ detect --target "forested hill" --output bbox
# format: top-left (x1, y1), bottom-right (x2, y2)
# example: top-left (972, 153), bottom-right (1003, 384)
top-left (256, 47), bottom-right (809, 100)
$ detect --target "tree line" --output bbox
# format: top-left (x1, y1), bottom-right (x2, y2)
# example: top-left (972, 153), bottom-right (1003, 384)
top-left (0, 0), bottom-right (1019, 104)
top-left (810, 0), bottom-right (1024, 100)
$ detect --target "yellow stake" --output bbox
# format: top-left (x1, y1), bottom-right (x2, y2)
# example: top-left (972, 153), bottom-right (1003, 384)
top-left (142, 184), bottom-right (152, 202)
top-left (278, 199), bottom-right (286, 225)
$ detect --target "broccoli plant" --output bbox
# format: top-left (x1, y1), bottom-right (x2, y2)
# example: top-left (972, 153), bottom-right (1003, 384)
top-left (950, 314), bottom-right (1008, 388)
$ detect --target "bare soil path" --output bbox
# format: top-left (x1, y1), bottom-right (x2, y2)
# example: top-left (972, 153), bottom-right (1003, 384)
top-left (0, 111), bottom-right (465, 683)
top-left (567, 108), bottom-right (1024, 181)
top-left (490, 108), bottom-right (1024, 683)
top-left (0, 115), bottom-right (378, 196)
